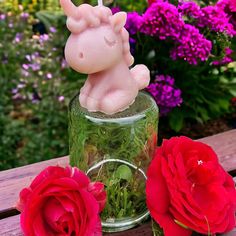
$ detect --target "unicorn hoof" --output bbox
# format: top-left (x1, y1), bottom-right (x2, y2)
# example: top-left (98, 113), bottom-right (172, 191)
top-left (86, 96), bottom-right (100, 112)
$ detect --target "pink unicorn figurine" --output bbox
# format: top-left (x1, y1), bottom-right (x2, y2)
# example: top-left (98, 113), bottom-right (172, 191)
top-left (60, 0), bottom-right (150, 114)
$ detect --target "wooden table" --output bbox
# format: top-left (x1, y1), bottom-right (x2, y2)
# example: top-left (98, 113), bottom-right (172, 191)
top-left (0, 129), bottom-right (236, 236)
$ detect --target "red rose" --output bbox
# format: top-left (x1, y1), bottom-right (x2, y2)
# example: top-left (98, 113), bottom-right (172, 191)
top-left (146, 136), bottom-right (236, 236)
top-left (17, 166), bottom-right (106, 236)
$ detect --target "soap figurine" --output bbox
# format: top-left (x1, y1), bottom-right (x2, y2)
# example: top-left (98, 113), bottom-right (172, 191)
top-left (60, 0), bottom-right (150, 114)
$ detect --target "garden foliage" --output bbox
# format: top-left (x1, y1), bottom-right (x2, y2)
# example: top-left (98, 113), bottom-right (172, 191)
top-left (116, 0), bottom-right (236, 131)
top-left (0, 0), bottom-right (236, 170)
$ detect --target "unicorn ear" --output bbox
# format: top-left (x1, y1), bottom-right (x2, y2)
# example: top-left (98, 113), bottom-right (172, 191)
top-left (60, 0), bottom-right (77, 18)
top-left (110, 12), bottom-right (127, 33)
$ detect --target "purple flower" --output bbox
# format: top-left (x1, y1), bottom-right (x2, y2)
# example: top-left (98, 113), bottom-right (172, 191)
top-left (31, 52), bottom-right (40, 60)
top-left (197, 5), bottom-right (235, 36)
top-left (125, 12), bottom-right (142, 35)
top-left (46, 73), bottom-right (52, 79)
top-left (12, 93), bottom-right (24, 100)
top-left (140, 2), bottom-right (184, 40)
top-left (21, 69), bottom-right (29, 77)
top-left (212, 47), bottom-right (233, 65)
top-left (14, 33), bottom-right (23, 43)
top-left (178, 2), bottom-right (202, 18)
top-left (20, 12), bottom-right (29, 19)
top-left (31, 92), bottom-right (41, 104)
top-left (61, 59), bottom-right (68, 69)
top-left (26, 55), bottom-right (31, 62)
top-left (0, 14), bottom-right (6, 20)
top-left (216, 0), bottom-right (229, 9)
top-left (229, 0), bottom-right (236, 12)
top-left (129, 37), bottom-right (136, 55)
top-left (146, 75), bottom-right (183, 116)
top-left (217, 0), bottom-right (236, 32)
top-left (111, 6), bottom-right (121, 15)
top-left (39, 34), bottom-right (49, 43)
top-left (8, 23), bottom-right (13, 28)
top-left (58, 96), bottom-right (65, 102)
top-left (170, 24), bottom-right (212, 65)
top-left (49, 27), bottom-right (57, 33)
top-left (22, 64), bottom-right (29, 70)
top-left (11, 88), bottom-right (18, 94)
top-left (30, 63), bottom-right (41, 71)
top-left (17, 83), bottom-right (25, 89)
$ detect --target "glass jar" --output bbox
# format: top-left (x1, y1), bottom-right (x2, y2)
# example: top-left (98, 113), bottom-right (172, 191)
top-left (68, 91), bottom-right (159, 232)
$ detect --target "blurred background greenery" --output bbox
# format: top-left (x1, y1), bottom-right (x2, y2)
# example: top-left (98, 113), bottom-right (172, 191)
top-left (0, 0), bottom-right (235, 170)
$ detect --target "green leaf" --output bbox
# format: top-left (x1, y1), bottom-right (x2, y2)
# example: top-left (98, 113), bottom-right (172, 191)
top-left (229, 89), bottom-right (236, 97)
top-left (196, 107), bottom-right (210, 121)
top-left (218, 99), bottom-right (230, 111)
top-left (169, 109), bottom-right (184, 132)
top-left (174, 219), bottom-right (189, 229)
top-left (114, 165), bottom-right (132, 181)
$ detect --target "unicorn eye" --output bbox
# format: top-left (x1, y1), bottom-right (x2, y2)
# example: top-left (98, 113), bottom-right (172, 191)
top-left (104, 36), bottom-right (117, 47)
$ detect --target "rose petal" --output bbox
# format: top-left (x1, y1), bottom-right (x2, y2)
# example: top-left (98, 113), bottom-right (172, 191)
top-left (43, 197), bottom-right (66, 232)
top-left (88, 182), bottom-right (106, 212)
top-left (146, 156), bottom-right (170, 214)
top-left (151, 211), bottom-right (192, 236)
top-left (33, 213), bottom-right (54, 236)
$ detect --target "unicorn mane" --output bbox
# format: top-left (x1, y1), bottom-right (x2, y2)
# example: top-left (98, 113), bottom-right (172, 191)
top-left (61, 0), bottom-right (134, 66)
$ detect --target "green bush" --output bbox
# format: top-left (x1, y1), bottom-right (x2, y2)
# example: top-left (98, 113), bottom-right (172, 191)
top-left (0, 6), bottom-right (84, 170)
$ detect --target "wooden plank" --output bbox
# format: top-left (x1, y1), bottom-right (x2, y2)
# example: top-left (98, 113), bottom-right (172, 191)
top-left (0, 215), bottom-right (152, 236)
top-left (0, 215), bottom-right (22, 236)
top-left (0, 215), bottom-right (235, 236)
top-left (199, 129), bottom-right (236, 172)
top-left (0, 156), bottom-right (69, 216)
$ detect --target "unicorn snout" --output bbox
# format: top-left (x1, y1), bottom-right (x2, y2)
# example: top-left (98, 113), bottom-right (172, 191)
top-left (79, 52), bottom-right (84, 59)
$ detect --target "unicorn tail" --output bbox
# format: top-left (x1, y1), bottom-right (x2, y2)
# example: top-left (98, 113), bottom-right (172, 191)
top-left (130, 64), bottom-right (150, 90)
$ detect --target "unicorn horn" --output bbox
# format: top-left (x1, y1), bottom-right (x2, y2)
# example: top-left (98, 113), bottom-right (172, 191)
top-left (60, 0), bottom-right (78, 18)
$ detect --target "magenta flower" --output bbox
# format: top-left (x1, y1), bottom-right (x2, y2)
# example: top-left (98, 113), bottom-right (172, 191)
top-left (0, 14), bottom-right (6, 20)
top-left (146, 75), bottom-right (183, 116)
top-left (229, 0), bottom-right (236, 12)
top-left (46, 73), bottom-right (53, 79)
top-left (39, 34), bottom-right (49, 44)
top-left (171, 24), bottom-right (212, 65)
top-left (212, 48), bottom-right (233, 66)
top-left (58, 96), bottom-right (65, 102)
top-left (178, 1), bottom-right (202, 18)
top-left (14, 33), bottom-right (23, 43)
top-left (111, 6), bottom-right (121, 14)
top-left (217, 0), bottom-right (236, 31)
top-left (20, 12), bottom-right (29, 20)
top-left (141, 2), bottom-right (184, 40)
top-left (197, 5), bottom-right (235, 36)
top-left (49, 27), bottom-right (57, 33)
top-left (125, 12), bottom-right (142, 35)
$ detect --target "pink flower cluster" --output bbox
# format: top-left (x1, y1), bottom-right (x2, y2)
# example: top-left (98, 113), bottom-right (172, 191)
top-left (196, 6), bottom-right (235, 36)
top-left (124, 0), bottom-right (235, 65)
top-left (140, 2), bottom-right (212, 65)
top-left (141, 2), bottom-right (184, 40)
top-left (171, 24), bottom-right (212, 65)
top-left (146, 75), bottom-right (182, 115)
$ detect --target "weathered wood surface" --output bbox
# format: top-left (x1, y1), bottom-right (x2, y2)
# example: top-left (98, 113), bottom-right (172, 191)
top-left (0, 129), bottom-right (235, 235)
top-left (0, 156), bottom-right (69, 216)
top-left (1, 213), bottom-right (236, 236)
top-left (0, 215), bottom-right (152, 236)
top-left (199, 129), bottom-right (236, 173)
